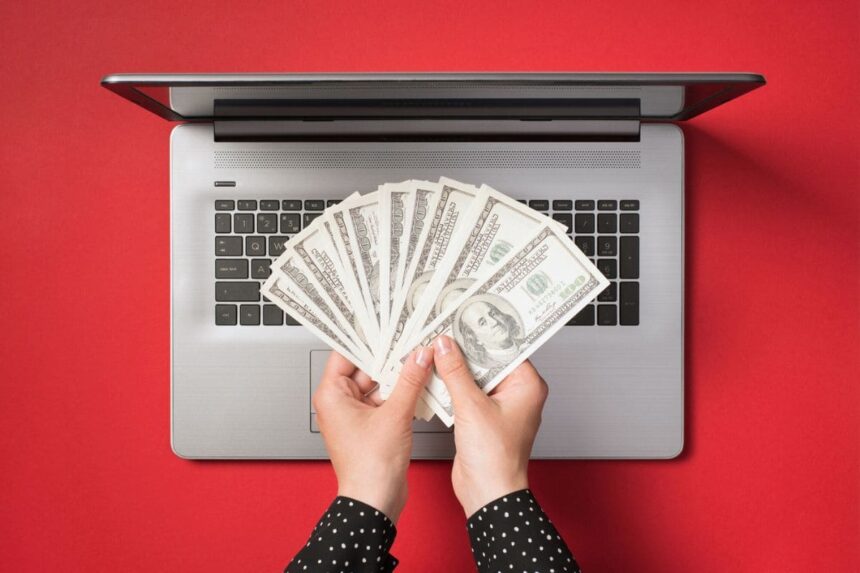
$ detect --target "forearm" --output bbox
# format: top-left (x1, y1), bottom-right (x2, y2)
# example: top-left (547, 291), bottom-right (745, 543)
top-left (466, 489), bottom-right (581, 573)
top-left (285, 497), bottom-right (398, 573)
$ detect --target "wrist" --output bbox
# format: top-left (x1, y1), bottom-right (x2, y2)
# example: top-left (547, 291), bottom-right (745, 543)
top-left (337, 479), bottom-right (406, 523)
top-left (454, 467), bottom-right (529, 517)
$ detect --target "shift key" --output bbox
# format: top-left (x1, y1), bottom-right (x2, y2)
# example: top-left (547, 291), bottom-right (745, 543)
top-left (215, 281), bottom-right (260, 302)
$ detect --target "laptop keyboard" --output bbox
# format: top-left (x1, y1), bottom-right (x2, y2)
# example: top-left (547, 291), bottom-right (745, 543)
top-left (213, 197), bottom-right (639, 326)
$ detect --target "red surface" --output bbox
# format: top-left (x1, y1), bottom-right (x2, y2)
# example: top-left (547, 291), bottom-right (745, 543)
top-left (1, 1), bottom-right (858, 571)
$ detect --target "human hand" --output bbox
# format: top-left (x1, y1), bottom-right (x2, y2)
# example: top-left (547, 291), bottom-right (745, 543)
top-left (432, 335), bottom-right (548, 517)
top-left (313, 347), bottom-right (434, 523)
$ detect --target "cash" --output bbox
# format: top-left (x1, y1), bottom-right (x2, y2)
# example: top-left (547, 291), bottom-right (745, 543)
top-left (262, 178), bottom-right (608, 425)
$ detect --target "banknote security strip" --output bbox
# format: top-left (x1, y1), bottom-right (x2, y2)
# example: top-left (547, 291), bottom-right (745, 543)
top-left (213, 196), bottom-right (638, 327)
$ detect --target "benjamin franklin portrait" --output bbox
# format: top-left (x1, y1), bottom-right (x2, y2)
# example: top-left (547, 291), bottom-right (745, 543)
top-left (453, 294), bottom-right (525, 369)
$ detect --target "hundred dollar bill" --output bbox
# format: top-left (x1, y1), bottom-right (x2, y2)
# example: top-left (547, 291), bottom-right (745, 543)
top-left (378, 178), bottom-right (481, 391)
top-left (274, 221), bottom-right (374, 364)
top-left (273, 252), bottom-right (373, 364)
top-left (378, 182), bottom-right (413, 332)
top-left (393, 223), bottom-right (609, 425)
top-left (261, 275), bottom-right (374, 374)
top-left (326, 194), bottom-right (382, 346)
top-left (396, 184), bottom-right (568, 355)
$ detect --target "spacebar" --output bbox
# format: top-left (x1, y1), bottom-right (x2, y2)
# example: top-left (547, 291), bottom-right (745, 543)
top-left (215, 281), bottom-right (260, 301)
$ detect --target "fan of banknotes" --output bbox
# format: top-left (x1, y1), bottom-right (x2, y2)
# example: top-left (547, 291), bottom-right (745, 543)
top-left (262, 178), bottom-right (609, 425)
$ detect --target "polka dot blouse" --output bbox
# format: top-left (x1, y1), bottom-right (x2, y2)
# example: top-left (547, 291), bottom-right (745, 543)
top-left (467, 489), bottom-right (580, 573)
top-left (285, 490), bottom-right (580, 572)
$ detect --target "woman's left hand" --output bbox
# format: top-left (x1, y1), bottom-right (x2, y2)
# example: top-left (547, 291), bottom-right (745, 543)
top-left (313, 347), bottom-right (434, 523)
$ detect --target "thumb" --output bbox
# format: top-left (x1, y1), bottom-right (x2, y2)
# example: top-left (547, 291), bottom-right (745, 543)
top-left (432, 335), bottom-right (487, 411)
top-left (383, 346), bottom-right (434, 419)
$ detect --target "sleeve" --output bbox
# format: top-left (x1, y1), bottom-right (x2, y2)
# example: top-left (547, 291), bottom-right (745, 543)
top-left (466, 489), bottom-right (581, 573)
top-left (285, 496), bottom-right (398, 573)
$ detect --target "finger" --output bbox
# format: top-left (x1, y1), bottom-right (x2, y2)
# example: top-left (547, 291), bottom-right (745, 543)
top-left (382, 346), bottom-right (434, 418)
top-left (352, 369), bottom-right (378, 395)
top-left (321, 351), bottom-right (358, 382)
top-left (313, 374), bottom-right (363, 413)
top-left (490, 360), bottom-right (548, 406)
top-left (363, 387), bottom-right (385, 407)
top-left (432, 335), bottom-right (487, 409)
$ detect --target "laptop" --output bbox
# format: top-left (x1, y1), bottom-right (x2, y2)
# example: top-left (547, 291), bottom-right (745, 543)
top-left (102, 73), bottom-right (765, 459)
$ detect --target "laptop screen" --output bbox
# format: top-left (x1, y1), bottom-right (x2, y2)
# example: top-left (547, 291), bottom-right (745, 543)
top-left (102, 73), bottom-right (764, 122)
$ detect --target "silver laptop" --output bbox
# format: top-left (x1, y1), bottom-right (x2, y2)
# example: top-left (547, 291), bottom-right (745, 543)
top-left (102, 73), bottom-right (764, 459)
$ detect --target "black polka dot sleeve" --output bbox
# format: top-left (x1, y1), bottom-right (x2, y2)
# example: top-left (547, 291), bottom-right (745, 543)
top-left (467, 489), bottom-right (581, 573)
top-left (285, 497), bottom-right (398, 573)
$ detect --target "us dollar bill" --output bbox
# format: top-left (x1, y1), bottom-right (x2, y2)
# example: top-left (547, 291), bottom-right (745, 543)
top-left (273, 253), bottom-right (373, 364)
top-left (378, 179), bottom-right (481, 391)
top-left (378, 183), bottom-right (413, 332)
top-left (261, 275), bottom-right (374, 374)
top-left (327, 195), bottom-right (382, 346)
top-left (277, 221), bottom-right (374, 362)
top-left (394, 223), bottom-right (609, 425)
top-left (398, 184), bottom-right (568, 352)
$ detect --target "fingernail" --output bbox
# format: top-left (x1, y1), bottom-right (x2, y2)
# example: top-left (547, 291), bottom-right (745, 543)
top-left (415, 347), bottom-right (432, 368)
top-left (434, 335), bottom-right (452, 356)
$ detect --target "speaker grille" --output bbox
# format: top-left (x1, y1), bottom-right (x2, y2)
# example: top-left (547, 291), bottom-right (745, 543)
top-left (213, 150), bottom-right (640, 169)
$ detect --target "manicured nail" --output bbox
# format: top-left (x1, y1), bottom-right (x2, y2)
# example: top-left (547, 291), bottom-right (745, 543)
top-left (434, 335), bottom-right (452, 356)
top-left (415, 347), bottom-right (432, 368)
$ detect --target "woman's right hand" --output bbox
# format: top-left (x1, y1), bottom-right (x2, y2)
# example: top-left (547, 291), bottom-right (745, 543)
top-left (432, 334), bottom-right (549, 517)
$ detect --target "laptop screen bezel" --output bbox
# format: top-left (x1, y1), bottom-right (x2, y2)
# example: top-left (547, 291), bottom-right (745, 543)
top-left (101, 72), bottom-right (765, 122)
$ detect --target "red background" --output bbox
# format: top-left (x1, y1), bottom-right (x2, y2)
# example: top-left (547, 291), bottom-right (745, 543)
top-left (1, 1), bottom-right (858, 571)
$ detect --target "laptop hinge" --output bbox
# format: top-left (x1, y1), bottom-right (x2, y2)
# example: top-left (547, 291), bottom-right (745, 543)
top-left (213, 119), bottom-right (641, 142)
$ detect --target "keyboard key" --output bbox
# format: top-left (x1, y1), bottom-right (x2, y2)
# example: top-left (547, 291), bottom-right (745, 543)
top-left (528, 199), bottom-right (549, 211)
top-left (575, 200), bottom-right (595, 210)
top-left (280, 213), bottom-right (301, 233)
top-left (215, 213), bottom-right (231, 233)
top-left (597, 213), bottom-right (617, 233)
top-left (327, 199), bottom-right (342, 207)
top-left (240, 304), bottom-right (261, 325)
top-left (552, 199), bottom-right (573, 211)
top-left (567, 304), bottom-right (595, 326)
top-left (257, 213), bottom-right (278, 234)
top-left (598, 200), bottom-right (617, 211)
top-left (284, 313), bottom-right (300, 326)
top-left (517, 199), bottom-right (527, 205)
top-left (620, 236), bottom-right (639, 279)
top-left (551, 213), bottom-right (573, 233)
top-left (282, 199), bottom-right (302, 211)
top-left (597, 259), bottom-right (617, 279)
top-left (303, 212), bottom-right (322, 227)
top-left (260, 200), bottom-right (279, 211)
top-left (269, 236), bottom-right (289, 256)
top-left (251, 259), bottom-right (272, 279)
top-left (215, 236), bottom-right (242, 256)
top-left (234, 213), bottom-right (254, 233)
top-left (245, 236), bottom-right (266, 256)
top-left (237, 200), bottom-right (257, 211)
top-left (619, 282), bottom-right (640, 325)
top-left (215, 304), bottom-right (237, 325)
top-left (263, 304), bottom-right (284, 325)
top-left (597, 281), bottom-right (617, 302)
top-left (215, 200), bottom-right (235, 211)
top-left (574, 236), bottom-right (595, 256)
top-left (304, 199), bottom-right (325, 211)
top-left (597, 304), bottom-right (617, 325)
top-left (215, 281), bottom-right (260, 302)
top-left (574, 213), bottom-right (595, 233)
top-left (215, 259), bottom-right (248, 279)
top-left (620, 200), bottom-right (640, 211)
top-left (620, 213), bottom-right (639, 233)
top-left (597, 236), bottom-right (617, 256)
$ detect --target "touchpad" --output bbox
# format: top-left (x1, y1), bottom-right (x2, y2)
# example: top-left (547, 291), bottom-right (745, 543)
top-left (309, 350), bottom-right (452, 433)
